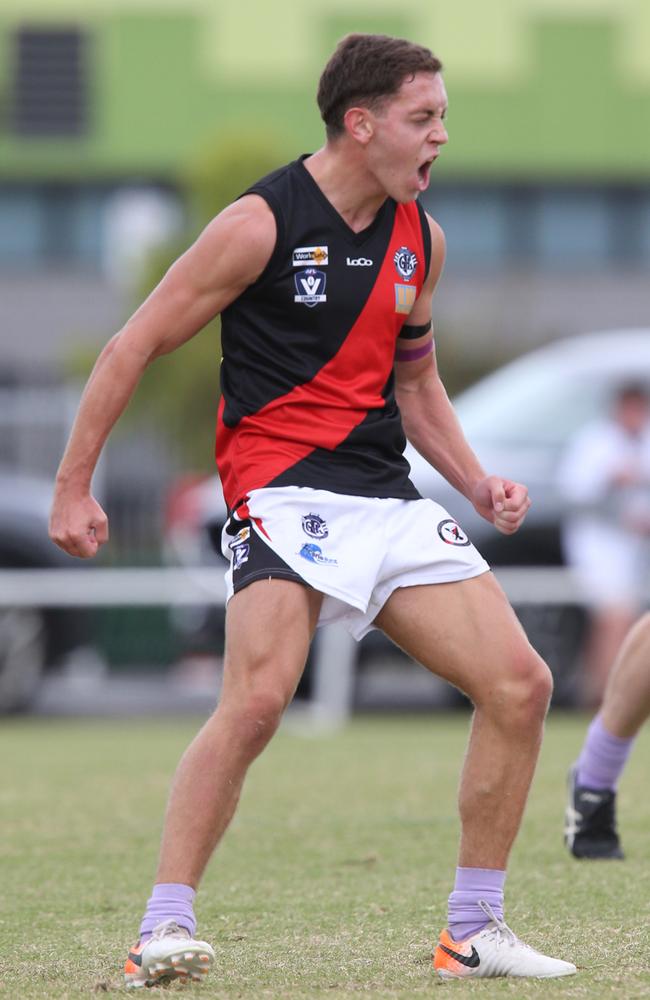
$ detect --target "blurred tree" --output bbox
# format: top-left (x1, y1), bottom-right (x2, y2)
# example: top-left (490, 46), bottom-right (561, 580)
top-left (123, 130), bottom-right (286, 471)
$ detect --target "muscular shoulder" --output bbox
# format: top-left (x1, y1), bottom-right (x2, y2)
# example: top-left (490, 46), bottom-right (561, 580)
top-left (193, 194), bottom-right (277, 289)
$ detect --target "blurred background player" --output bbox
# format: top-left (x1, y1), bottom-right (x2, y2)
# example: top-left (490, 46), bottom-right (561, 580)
top-left (565, 611), bottom-right (650, 859)
top-left (557, 383), bottom-right (650, 706)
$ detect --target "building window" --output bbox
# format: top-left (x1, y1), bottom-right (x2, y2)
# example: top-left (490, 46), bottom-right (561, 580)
top-left (11, 27), bottom-right (89, 137)
top-left (535, 190), bottom-right (611, 268)
top-left (426, 187), bottom-right (510, 268)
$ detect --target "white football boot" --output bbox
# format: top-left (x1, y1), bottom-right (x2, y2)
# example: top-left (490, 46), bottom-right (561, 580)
top-left (124, 918), bottom-right (215, 989)
top-left (433, 900), bottom-right (577, 979)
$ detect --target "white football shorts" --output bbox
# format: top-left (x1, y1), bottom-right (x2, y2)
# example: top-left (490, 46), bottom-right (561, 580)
top-left (222, 486), bottom-right (490, 640)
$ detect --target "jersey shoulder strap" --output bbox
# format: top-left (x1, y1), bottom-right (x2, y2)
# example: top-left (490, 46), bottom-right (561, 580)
top-left (235, 161), bottom-right (297, 288)
top-left (415, 200), bottom-right (432, 281)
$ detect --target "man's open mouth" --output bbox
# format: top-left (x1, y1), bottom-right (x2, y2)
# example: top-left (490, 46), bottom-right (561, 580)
top-left (417, 157), bottom-right (436, 186)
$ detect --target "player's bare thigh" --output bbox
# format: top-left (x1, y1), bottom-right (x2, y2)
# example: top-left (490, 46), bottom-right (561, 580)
top-left (221, 577), bottom-right (324, 707)
top-left (375, 571), bottom-right (547, 701)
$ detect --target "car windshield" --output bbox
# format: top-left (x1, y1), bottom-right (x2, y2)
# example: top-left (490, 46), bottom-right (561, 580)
top-left (453, 359), bottom-right (613, 448)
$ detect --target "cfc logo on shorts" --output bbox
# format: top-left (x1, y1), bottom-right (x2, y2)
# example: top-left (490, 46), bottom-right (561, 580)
top-left (301, 512), bottom-right (328, 539)
top-left (437, 518), bottom-right (471, 547)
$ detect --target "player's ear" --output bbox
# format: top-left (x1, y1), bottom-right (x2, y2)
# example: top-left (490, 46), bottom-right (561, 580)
top-left (343, 107), bottom-right (374, 145)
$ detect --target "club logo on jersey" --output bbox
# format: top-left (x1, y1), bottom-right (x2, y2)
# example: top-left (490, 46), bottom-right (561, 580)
top-left (302, 513), bottom-right (328, 539)
top-left (298, 543), bottom-right (337, 566)
top-left (294, 268), bottom-right (327, 307)
top-left (394, 284), bottom-right (417, 314)
top-left (346, 256), bottom-right (373, 266)
top-left (437, 518), bottom-right (471, 547)
top-left (293, 245), bottom-right (328, 266)
top-left (393, 246), bottom-right (418, 281)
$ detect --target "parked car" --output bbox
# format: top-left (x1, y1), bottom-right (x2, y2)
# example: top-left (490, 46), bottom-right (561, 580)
top-left (406, 328), bottom-right (650, 562)
top-left (165, 329), bottom-right (650, 702)
top-left (0, 468), bottom-right (88, 712)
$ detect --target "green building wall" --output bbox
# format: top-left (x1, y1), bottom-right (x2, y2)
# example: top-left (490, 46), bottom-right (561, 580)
top-left (0, 0), bottom-right (648, 181)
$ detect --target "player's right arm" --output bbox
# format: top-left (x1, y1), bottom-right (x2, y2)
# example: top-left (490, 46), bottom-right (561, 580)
top-left (49, 195), bottom-right (276, 558)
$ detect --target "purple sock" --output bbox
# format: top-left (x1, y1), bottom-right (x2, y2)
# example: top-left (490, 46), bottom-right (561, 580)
top-left (577, 714), bottom-right (635, 791)
top-left (448, 867), bottom-right (506, 942)
top-left (139, 883), bottom-right (197, 941)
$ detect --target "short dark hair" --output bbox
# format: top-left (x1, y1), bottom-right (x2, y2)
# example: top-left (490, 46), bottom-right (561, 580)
top-left (317, 34), bottom-right (442, 140)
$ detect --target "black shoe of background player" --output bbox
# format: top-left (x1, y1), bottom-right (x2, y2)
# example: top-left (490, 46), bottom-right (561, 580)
top-left (564, 765), bottom-right (624, 859)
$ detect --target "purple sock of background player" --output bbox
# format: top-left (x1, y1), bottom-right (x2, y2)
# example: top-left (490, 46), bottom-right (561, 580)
top-left (576, 713), bottom-right (635, 791)
top-left (139, 883), bottom-right (196, 942)
top-left (447, 866), bottom-right (506, 942)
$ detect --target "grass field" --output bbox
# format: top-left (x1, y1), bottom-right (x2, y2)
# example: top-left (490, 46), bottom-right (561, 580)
top-left (1, 710), bottom-right (648, 999)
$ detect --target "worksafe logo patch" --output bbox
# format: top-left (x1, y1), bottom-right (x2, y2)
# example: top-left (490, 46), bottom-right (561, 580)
top-left (293, 245), bottom-right (329, 266)
top-left (295, 268), bottom-right (327, 307)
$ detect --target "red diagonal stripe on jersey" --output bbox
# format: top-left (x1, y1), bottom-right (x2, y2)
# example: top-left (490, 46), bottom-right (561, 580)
top-left (217, 203), bottom-right (425, 508)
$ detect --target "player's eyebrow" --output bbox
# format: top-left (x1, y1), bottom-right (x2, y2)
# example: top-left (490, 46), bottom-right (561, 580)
top-left (411, 106), bottom-right (447, 117)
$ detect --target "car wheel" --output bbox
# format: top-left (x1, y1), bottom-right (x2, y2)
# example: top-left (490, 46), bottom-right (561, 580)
top-left (0, 607), bottom-right (47, 713)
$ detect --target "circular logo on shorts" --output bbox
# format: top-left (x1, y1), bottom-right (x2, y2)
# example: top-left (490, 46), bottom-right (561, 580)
top-left (437, 518), bottom-right (471, 546)
top-left (302, 513), bottom-right (328, 539)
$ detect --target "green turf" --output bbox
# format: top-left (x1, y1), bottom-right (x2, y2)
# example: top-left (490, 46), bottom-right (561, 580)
top-left (0, 711), bottom-right (648, 998)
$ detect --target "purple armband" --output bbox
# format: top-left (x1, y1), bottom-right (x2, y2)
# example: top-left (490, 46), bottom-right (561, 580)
top-left (395, 340), bottom-right (434, 362)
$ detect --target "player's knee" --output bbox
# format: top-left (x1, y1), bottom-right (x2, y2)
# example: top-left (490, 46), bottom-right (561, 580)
top-left (481, 647), bottom-right (552, 731)
top-left (526, 656), bottom-right (553, 718)
top-left (230, 685), bottom-right (289, 756)
top-left (510, 654), bottom-right (552, 729)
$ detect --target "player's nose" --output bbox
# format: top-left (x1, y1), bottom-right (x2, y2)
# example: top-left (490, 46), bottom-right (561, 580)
top-left (432, 120), bottom-right (448, 145)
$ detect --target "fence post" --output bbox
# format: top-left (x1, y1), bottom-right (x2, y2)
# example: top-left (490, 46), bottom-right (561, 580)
top-left (310, 624), bottom-right (358, 727)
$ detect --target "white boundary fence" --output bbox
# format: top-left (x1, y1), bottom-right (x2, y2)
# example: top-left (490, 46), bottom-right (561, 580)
top-left (0, 567), bottom-right (591, 724)
top-left (0, 565), bottom-right (586, 607)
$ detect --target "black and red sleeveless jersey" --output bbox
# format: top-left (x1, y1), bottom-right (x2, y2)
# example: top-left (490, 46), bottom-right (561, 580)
top-left (216, 155), bottom-right (432, 511)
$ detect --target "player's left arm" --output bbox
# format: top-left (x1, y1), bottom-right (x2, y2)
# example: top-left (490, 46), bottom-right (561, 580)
top-left (394, 214), bottom-right (531, 535)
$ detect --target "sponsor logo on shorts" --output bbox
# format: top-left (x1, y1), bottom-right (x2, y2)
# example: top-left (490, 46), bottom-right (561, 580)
top-left (293, 245), bottom-right (328, 266)
top-left (294, 268), bottom-right (327, 307)
top-left (228, 526), bottom-right (250, 547)
top-left (298, 543), bottom-right (337, 566)
top-left (393, 246), bottom-right (418, 281)
top-left (437, 518), bottom-right (471, 547)
top-left (301, 512), bottom-right (328, 539)
top-left (394, 284), bottom-right (417, 314)
top-left (346, 256), bottom-right (373, 266)
top-left (230, 542), bottom-right (250, 570)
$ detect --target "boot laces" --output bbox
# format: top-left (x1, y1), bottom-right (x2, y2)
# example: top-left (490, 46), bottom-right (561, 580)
top-left (478, 900), bottom-right (521, 950)
top-left (151, 919), bottom-right (190, 941)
